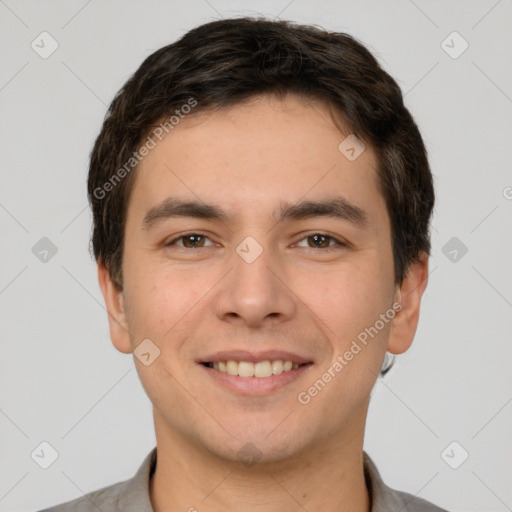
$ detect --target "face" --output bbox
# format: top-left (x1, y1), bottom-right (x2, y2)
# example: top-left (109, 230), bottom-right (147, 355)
top-left (99, 93), bottom-right (427, 465)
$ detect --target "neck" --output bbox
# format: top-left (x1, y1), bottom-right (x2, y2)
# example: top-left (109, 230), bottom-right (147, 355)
top-left (149, 411), bottom-right (371, 512)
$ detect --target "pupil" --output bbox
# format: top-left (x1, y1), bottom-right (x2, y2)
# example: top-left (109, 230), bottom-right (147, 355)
top-left (187, 235), bottom-right (202, 247)
top-left (311, 235), bottom-right (327, 248)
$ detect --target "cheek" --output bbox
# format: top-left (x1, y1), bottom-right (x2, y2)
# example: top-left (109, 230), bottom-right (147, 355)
top-left (121, 257), bottom-right (176, 338)
top-left (122, 258), bottom-right (217, 347)
top-left (300, 262), bottom-right (392, 343)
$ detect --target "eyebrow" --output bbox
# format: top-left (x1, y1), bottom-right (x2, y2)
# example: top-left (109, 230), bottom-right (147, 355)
top-left (142, 196), bottom-right (369, 230)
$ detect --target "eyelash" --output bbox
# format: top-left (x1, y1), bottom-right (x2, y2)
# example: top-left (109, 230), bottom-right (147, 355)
top-left (165, 232), bottom-right (347, 251)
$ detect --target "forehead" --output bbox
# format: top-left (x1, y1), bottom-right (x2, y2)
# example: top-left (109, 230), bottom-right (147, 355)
top-left (129, 93), bottom-right (386, 229)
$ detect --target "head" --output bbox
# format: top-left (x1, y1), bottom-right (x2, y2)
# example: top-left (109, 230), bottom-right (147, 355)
top-left (91, 18), bottom-right (434, 464)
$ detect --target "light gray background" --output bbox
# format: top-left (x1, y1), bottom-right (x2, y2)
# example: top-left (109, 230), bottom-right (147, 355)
top-left (1, 1), bottom-right (511, 511)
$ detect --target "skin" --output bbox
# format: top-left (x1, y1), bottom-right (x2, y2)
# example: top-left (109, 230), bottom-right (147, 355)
top-left (98, 93), bottom-right (429, 512)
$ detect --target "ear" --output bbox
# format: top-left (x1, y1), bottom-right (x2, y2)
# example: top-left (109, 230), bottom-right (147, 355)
top-left (97, 263), bottom-right (132, 354)
top-left (387, 252), bottom-right (429, 355)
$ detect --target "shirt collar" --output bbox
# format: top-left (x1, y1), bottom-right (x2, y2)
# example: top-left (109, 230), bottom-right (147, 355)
top-left (117, 447), bottom-right (157, 511)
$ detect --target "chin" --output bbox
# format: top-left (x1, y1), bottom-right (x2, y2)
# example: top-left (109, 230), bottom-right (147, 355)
top-left (211, 435), bottom-right (308, 467)
top-left (203, 419), bottom-right (313, 465)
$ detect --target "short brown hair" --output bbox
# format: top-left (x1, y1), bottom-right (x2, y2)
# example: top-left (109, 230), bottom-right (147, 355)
top-left (88, 17), bottom-right (434, 291)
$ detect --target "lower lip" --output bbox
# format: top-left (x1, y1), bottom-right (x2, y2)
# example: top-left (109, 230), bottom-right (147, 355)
top-left (200, 364), bottom-right (312, 395)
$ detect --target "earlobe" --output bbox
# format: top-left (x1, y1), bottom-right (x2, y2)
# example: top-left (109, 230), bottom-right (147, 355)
top-left (97, 263), bottom-right (132, 354)
top-left (387, 252), bottom-right (429, 355)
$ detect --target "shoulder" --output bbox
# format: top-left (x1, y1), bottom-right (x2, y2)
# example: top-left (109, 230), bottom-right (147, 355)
top-left (390, 487), bottom-right (449, 512)
top-left (36, 480), bottom-right (127, 512)
top-left (363, 451), bottom-right (449, 512)
top-left (35, 447), bottom-right (157, 512)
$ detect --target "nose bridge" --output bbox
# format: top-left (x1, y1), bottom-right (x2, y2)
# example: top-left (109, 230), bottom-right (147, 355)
top-left (214, 236), bottom-right (296, 327)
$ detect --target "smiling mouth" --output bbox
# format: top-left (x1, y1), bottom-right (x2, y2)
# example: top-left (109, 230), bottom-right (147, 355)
top-left (201, 360), bottom-right (310, 378)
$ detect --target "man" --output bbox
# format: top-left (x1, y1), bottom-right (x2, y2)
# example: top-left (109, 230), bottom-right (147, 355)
top-left (39, 16), bottom-right (448, 512)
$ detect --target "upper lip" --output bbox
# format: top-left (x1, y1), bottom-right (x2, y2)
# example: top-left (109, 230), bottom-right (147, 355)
top-left (198, 350), bottom-right (312, 365)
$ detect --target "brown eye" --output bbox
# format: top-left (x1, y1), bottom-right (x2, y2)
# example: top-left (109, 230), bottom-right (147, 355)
top-left (296, 233), bottom-right (345, 250)
top-left (182, 234), bottom-right (205, 248)
top-left (308, 234), bottom-right (330, 248)
top-left (166, 233), bottom-right (214, 248)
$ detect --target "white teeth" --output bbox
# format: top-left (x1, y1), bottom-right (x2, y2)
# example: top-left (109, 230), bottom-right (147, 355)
top-left (209, 359), bottom-right (302, 377)
top-left (226, 360), bottom-right (238, 376)
top-left (254, 361), bottom-right (273, 378)
top-left (272, 360), bottom-right (283, 375)
top-left (238, 361), bottom-right (254, 377)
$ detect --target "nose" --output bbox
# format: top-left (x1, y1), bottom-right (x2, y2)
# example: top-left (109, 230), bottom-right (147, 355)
top-left (213, 242), bottom-right (297, 329)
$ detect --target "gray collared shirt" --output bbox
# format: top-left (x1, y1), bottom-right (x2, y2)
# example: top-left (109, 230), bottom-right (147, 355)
top-left (38, 447), bottom-right (448, 511)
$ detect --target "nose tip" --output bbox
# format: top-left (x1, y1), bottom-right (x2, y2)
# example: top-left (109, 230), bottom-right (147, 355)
top-left (214, 250), bottom-right (296, 328)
